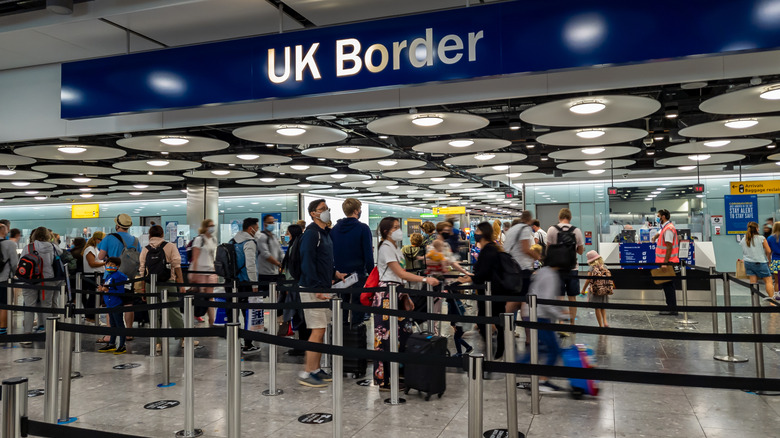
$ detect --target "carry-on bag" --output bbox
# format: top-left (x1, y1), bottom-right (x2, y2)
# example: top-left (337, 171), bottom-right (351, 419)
top-left (561, 343), bottom-right (599, 399)
top-left (403, 332), bottom-right (448, 400)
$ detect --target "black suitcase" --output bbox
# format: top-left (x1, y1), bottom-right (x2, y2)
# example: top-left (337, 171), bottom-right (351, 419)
top-left (403, 332), bottom-right (448, 401)
top-left (133, 295), bottom-right (150, 326)
top-left (342, 323), bottom-right (368, 378)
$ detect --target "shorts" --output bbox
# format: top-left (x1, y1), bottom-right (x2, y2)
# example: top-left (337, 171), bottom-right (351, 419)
top-left (560, 270), bottom-right (581, 297)
top-left (770, 259), bottom-right (780, 274)
top-left (745, 261), bottom-right (771, 279)
top-left (300, 292), bottom-right (332, 329)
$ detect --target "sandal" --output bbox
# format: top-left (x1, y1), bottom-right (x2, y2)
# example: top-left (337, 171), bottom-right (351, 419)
top-left (96, 336), bottom-right (110, 343)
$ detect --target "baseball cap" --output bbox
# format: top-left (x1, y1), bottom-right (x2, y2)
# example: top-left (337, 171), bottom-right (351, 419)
top-left (115, 214), bottom-right (133, 228)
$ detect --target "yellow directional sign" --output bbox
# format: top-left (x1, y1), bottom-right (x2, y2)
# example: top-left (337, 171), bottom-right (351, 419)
top-left (730, 180), bottom-right (780, 195)
top-left (71, 203), bottom-right (100, 219)
top-left (432, 206), bottom-right (466, 215)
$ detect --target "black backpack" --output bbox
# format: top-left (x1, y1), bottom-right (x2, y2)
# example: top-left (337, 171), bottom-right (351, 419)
top-left (51, 244), bottom-right (68, 280)
top-left (144, 241), bottom-right (171, 282)
top-left (16, 244), bottom-right (44, 281)
top-left (548, 225), bottom-right (578, 269)
top-left (493, 250), bottom-right (524, 294)
top-left (215, 239), bottom-right (239, 280)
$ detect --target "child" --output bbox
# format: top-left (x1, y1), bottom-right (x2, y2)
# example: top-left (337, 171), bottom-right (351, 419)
top-left (425, 240), bottom-right (449, 278)
top-left (98, 257), bottom-right (128, 354)
top-left (530, 244), bottom-right (543, 270)
top-left (447, 296), bottom-right (472, 357)
top-left (581, 250), bottom-right (613, 328)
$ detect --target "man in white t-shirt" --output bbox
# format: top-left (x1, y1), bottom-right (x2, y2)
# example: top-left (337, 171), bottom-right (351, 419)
top-left (532, 220), bottom-right (547, 247)
top-left (546, 208), bottom-right (585, 325)
top-left (504, 211), bottom-right (539, 296)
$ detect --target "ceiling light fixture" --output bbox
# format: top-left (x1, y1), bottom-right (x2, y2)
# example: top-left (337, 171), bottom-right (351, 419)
top-left (688, 154), bottom-right (711, 161)
top-left (58, 146), bottom-right (87, 154)
top-left (34, 196), bottom-right (47, 200)
top-left (407, 170), bottom-right (425, 176)
top-left (509, 122), bottom-right (521, 131)
top-left (587, 169), bottom-right (606, 175)
top-left (678, 165), bottom-right (696, 171)
top-left (259, 177), bottom-right (276, 183)
top-left (569, 101), bottom-right (606, 114)
top-left (362, 181), bottom-right (377, 185)
top-left (25, 191), bottom-right (39, 195)
top-left (72, 177), bottom-right (91, 183)
top-left (211, 170), bottom-right (231, 176)
top-left (449, 183), bottom-right (463, 187)
top-left (79, 188), bottom-right (91, 192)
top-left (160, 137), bottom-right (189, 146)
top-left (128, 192), bottom-right (143, 196)
top-left (704, 140), bottom-right (731, 147)
top-left (0, 169), bottom-right (16, 176)
top-left (431, 177), bottom-right (446, 182)
top-left (297, 183), bottom-right (311, 188)
top-left (411, 115), bottom-right (444, 127)
top-left (336, 146), bottom-right (361, 154)
top-left (147, 160), bottom-right (170, 167)
top-left (475, 153), bottom-right (495, 161)
top-left (276, 126), bottom-right (307, 136)
top-left (377, 160), bottom-right (398, 167)
top-left (11, 181), bottom-right (30, 187)
top-left (724, 119), bottom-right (758, 129)
top-left (769, 143), bottom-right (777, 149)
top-left (492, 165), bottom-right (509, 171)
top-left (576, 129), bottom-right (606, 139)
top-left (665, 110), bottom-right (679, 119)
top-left (290, 165), bottom-right (310, 171)
top-left (506, 173), bottom-right (523, 178)
top-left (585, 160), bottom-right (605, 166)
top-left (378, 135), bottom-right (389, 140)
top-left (652, 191), bottom-right (661, 195)
top-left (449, 140), bottom-right (474, 147)
top-left (647, 150), bottom-right (655, 156)
top-left (236, 154), bottom-right (260, 160)
top-left (760, 86), bottom-right (780, 100)
top-left (80, 193), bottom-right (94, 198)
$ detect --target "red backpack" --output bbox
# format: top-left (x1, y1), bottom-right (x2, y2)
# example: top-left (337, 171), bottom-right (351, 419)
top-left (359, 267), bottom-right (380, 306)
top-left (16, 244), bottom-right (44, 281)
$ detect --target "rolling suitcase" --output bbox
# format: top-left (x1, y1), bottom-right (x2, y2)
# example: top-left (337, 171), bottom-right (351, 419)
top-left (403, 332), bottom-right (448, 401)
top-left (561, 343), bottom-right (599, 399)
top-left (342, 322), bottom-right (367, 378)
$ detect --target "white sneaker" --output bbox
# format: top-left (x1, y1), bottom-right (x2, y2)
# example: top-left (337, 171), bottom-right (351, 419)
top-left (773, 293), bottom-right (780, 301)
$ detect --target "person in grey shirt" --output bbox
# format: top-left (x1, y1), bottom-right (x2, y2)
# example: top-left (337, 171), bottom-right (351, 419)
top-left (21, 227), bottom-right (62, 334)
top-left (504, 211), bottom-right (540, 296)
top-left (256, 214), bottom-right (283, 279)
top-left (0, 224), bottom-right (20, 334)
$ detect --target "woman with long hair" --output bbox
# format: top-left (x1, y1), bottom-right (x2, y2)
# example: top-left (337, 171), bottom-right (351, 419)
top-left (189, 219), bottom-right (218, 326)
top-left (83, 232), bottom-right (105, 324)
top-left (767, 222), bottom-right (780, 297)
top-left (21, 227), bottom-right (62, 334)
top-left (740, 221), bottom-right (774, 297)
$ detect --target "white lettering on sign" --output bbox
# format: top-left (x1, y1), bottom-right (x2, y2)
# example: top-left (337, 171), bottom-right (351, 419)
top-left (267, 27), bottom-right (484, 83)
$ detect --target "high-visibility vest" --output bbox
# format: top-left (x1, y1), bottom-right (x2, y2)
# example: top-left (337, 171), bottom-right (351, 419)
top-left (655, 221), bottom-right (679, 263)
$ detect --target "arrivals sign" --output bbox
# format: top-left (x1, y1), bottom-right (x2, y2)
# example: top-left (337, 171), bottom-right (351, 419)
top-left (61, 1), bottom-right (780, 119)
top-left (432, 206), bottom-right (466, 215)
top-left (724, 195), bottom-right (758, 235)
top-left (730, 180), bottom-right (780, 195)
top-left (71, 204), bottom-right (99, 219)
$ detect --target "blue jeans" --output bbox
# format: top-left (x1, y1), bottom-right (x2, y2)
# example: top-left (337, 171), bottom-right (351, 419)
top-left (109, 310), bottom-right (126, 348)
top-left (518, 319), bottom-right (560, 366)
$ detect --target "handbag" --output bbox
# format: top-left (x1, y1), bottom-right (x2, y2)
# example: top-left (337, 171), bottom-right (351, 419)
top-left (651, 265), bottom-right (675, 285)
top-left (736, 259), bottom-right (748, 279)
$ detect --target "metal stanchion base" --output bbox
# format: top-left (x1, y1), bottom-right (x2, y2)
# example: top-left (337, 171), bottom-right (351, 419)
top-left (675, 325), bottom-right (696, 331)
top-left (714, 355), bottom-right (749, 363)
top-left (57, 417), bottom-right (78, 424)
top-left (157, 383), bottom-right (176, 388)
top-left (175, 429), bottom-right (203, 438)
top-left (262, 389), bottom-right (284, 396)
top-left (383, 398), bottom-right (406, 405)
top-left (482, 430), bottom-right (525, 438)
top-left (676, 319), bottom-right (698, 325)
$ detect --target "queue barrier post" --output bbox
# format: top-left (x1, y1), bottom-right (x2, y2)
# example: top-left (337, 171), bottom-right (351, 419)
top-left (709, 267), bottom-right (719, 343)
top-left (74, 274), bottom-right (82, 353)
top-left (502, 313), bottom-right (518, 438)
top-left (1, 377), bottom-right (28, 438)
top-left (7, 278), bottom-right (13, 341)
top-left (529, 294), bottom-right (540, 415)
top-left (57, 303), bottom-right (77, 424)
top-left (158, 286), bottom-right (173, 388)
top-left (485, 281), bottom-right (493, 361)
top-left (176, 295), bottom-right (203, 438)
top-left (231, 280), bottom-right (239, 324)
top-left (676, 261), bottom-right (697, 329)
top-left (148, 282), bottom-right (159, 358)
top-left (324, 323), bottom-right (332, 370)
top-left (714, 273), bottom-right (748, 363)
top-left (751, 286), bottom-right (766, 385)
top-left (467, 353), bottom-right (484, 438)
top-left (263, 282), bottom-right (283, 396)
top-left (384, 283), bottom-right (406, 405)
top-left (226, 323), bottom-right (241, 438)
top-left (44, 316), bottom-right (60, 424)
top-left (332, 298), bottom-right (344, 438)
top-left (426, 282), bottom-right (435, 334)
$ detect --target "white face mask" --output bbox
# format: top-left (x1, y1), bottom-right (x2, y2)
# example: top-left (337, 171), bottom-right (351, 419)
top-left (318, 209), bottom-right (331, 224)
top-left (207, 226), bottom-right (216, 235)
top-left (391, 229), bottom-right (404, 242)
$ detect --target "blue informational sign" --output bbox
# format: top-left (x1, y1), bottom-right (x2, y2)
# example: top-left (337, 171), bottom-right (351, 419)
top-left (61, 0), bottom-right (780, 118)
top-left (619, 243), bottom-right (657, 270)
top-left (725, 195), bottom-right (758, 235)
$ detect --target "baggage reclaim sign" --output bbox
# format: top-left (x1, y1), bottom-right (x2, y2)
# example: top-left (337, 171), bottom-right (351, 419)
top-left (730, 180), bottom-right (780, 195)
top-left (432, 207), bottom-right (466, 215)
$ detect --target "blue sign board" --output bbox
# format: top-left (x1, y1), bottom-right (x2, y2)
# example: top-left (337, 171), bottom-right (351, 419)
top-left (61, 1), bottom-right (780, 119)
top-left (725, 195), bottom-right (758, 235)
top-left (619, 243), bottom-right (657, 270)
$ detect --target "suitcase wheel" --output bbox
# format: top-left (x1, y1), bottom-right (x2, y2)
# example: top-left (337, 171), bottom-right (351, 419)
top-left (571, 387), bottom-right (584, 400)
top-left (438, 392), bottom-right (443, 399)
top-left (404, 388), bottom-right (410, 395)
top-left (424, 393), bottom-right (431, 401)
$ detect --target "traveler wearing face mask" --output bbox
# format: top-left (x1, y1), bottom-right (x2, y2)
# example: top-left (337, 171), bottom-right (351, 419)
top-left (331, 198), bottom-right (374, 324)
top-left (189, 219), bottom-right (218, 326)
top-left (372, 217), bottom-right (440, 390)
top-left (230, 217), bottom-right (262, 353)
top-left (256, 214), bottom-right (284, 283)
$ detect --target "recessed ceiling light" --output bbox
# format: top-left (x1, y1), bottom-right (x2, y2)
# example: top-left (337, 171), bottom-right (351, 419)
top-left (329, 174), bottom-right (347, 180)
top-left (80, 193), bottom-right (94, 198)
top-left (129, 192), bottom-right (143, 196)
top-left (678, 166), bottom-right (696, 171)
top-left (688, 154), bottom-right (711, 161)
top-left (769, 144), bottom-right (777, 149)
top-left (72, 177), bottom-right (91, 183)
top-left (290, 165), bottom-right (310, 171)
top-left (386, 185), bottom-right (399, 190)
top-left (648, 194), bottom-right (657, 198)
top-left (0, 169), bottom-right (15, 176)
top-left (336, 146), bottom-right (360, 154)
top-left (585, 160), bottom-right (605, 166)
top-left (644, 198), bottom-right (652, 201)
top-left (377, 160), bottom-right (398, 167)
top-left (431, 177), bottom-right (446, 182)
top-left (654, 135), bottom-right (665, 141)
top-left (449, 140), bottom-right (474, 147)
top-left (147, 160), bottom-right (169, 167)
top-left (378, 135), bottom-right (389, 139)
top-left (665, 110), bottom-right (679, 119)
top-left (160, 137), bottom-right (189, 146)
top-left (412, 115), bottom-right (444, 127)
top-left (657, 187), bottom-right (666, 191)
top-left (79, 187), bottom-right (91, 192)
top-left (703, 140), bottom-right (731, 147)
top-left (475, 153), bottom-right (495, 161)
top-left (58, 146), bottom-right (87, 154)
top-left (297, 183), bottom-right (311, 188)
top-left (646, 150), bottom-right (655, 156)
top-left (724, 119), bottom-right (758, 129)
top-left (760, 87), bottom-right (780, 100)
top-left (506, 173), bottom-right (523, 178)
top-left (211, 170), bottom-right (230, 176)
top-left (587, 169), bottom-right (606, 175)
top-left (569, 101), bottom-right (606, 114)
top-left (407, 170), bottom-right (425, 176)
top-left (362, 180), bottom-right (377, 185)
top-left (576, 129), bottom-right (605, 139)
top-left (11, 181), bottom-right (30, 187)
top-left (449, 183), bottom-right (463, 187)
top-left (34, 196), bottom-right (46, 200)
top-left (25, 190), bottom-right (39, 195)
top-left (652, 191), bottom-right (661, 195)
top-left (236, 154), bottom-right (259, 160)
top-left (526, 144), bottom-right (535, 149)
top-left (276, 126), bottom-right (307, 136)
top-left (492, 165), bottom-right (509, 171)
top-left (259, 177), bottom-right (276, 183)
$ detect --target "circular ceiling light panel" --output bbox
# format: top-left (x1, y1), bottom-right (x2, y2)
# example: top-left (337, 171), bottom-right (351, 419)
top-left (465, 165), bottom-right (538, 175)
top-left (678, 116), bottom-right (780, 137)
top-left (301, 145), bottom-right (394, 160)
top-left (0, 182), bottom-right (55, 190)
top-left (381, 169), bottom-right (449, 179)
top-left (565, 169), bottom-right (630, 179)
top-left (430, 183), bottom-right (482, 190)
top-left (700, 82), bottom-right (780, 114)
top-left (32, 164), bottom-right (120, 176)
top-left (15, 145), bottom-right (126, 161)
top-left (0, 154), bottom-right (36, 166)
top-left (340, 179), bottom-right (399, 188)
top-left (308, 188), bottom-right (359, 195)
top-left (483, 172), bottom-right (553, 183)
top-left (665, 138), bottom-right (770, 154)
top-left (261, 164), bottom-right (337, 175)
top-left (536, 127), bottom-right (647, 146)
top-left (111, 174), bottom-right (185, 183)
top-left (113, 159), bottom-right (201, 172)
top-left (367, 185), bottom-right (420, 193)
top-left (547, 146), bottom-right (641, 161)
top-left (108, 184), bottom-right (172, 191)
top-left (520, 95), bottom-right (661, 127)
top-left (444, 153), bottom-right (527, 166)
top-left (367, 112), bottom-right (489, 136)
top-left (556, 159), bottom-right (635, 171)
top-left (0, 170), bottom-right (48, 181)
top-left (117, 135), bottom-right (229, 153)
top-left (655, 153), bottom-right (746, 167)
top-left (235, 177), bottom-right (299, 186)
top-left (185, 170), bottom-right (257, 179)
top-left (407, 177), bottom-right (468, 185)
top-left (412, 138), bottom-right (511, 154)
top-left (233, 124), bottom-right (347, 145)
top-left (306, 174), bottom-right (371, 183)
top-left (44, 177), bottom-right (117, 186)
top-left (348, 159), bottom-right (426, 172)
top-left (203, 154), bottom-right (292, 165)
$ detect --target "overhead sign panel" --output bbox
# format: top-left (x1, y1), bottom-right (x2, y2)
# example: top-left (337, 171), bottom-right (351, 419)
top-left (433, 206), bottom-right (466, 215)
top-left (724, 195), bottom-right (758, 235)
top-left (71, 204), bottom-right (99, 219)
top-left (730, 180), bottom-right (780, 195)
top-left (61, 1), bottom-right (780, 119)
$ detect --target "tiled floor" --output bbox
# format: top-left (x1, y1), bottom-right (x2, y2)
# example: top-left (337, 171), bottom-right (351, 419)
top-left (2, 283), bottom-right (779, 437)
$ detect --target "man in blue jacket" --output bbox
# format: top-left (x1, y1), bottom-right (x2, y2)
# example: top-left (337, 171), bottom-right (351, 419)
top-left (330, 198), bottom-right (374, 324)
top-left (298, 198), bottom-right (345, 387)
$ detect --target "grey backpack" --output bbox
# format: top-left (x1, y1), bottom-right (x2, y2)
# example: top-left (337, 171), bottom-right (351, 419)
top-left (110, 233), bottom-right (140, 278)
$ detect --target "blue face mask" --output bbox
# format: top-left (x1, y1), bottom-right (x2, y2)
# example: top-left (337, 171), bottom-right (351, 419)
top-left (283, 235), bottom-right (290, 243)
top-left (265, 223), bottom-right (276, 233)
top-left (655, 216), bottom-right (661, 224)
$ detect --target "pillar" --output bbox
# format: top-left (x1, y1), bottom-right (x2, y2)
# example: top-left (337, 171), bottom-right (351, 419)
top-left (187, 181), bottom-right (219, 240)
